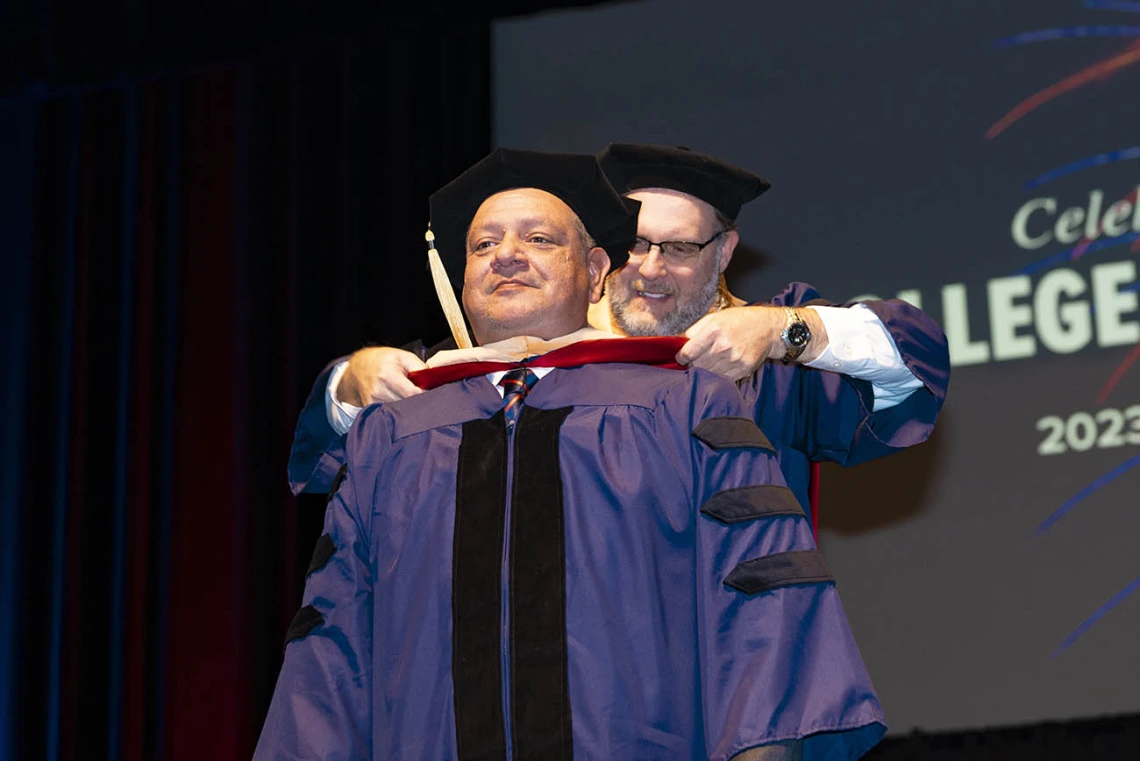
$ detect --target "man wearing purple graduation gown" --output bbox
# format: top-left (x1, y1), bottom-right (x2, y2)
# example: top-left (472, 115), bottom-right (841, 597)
top-left (288, 145), bottom-right (949, 524)
top-left (255, 149), bottom-right (885, 760)
top-left (593, 144), bottom-right (948, 521)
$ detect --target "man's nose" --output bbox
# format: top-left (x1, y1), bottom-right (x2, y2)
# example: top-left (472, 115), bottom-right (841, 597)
top-left (637, 245), bottom-right (668, 279)
top-left (492, 233), bottom-right (528, 267)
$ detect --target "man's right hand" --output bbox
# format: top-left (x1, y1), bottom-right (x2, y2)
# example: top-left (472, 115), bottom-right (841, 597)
top-left (336, 347), bottom-right (427, 406)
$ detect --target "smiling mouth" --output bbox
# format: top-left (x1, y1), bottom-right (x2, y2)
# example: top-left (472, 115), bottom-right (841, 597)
top-left (635, 290), bottom-right (673, 301)
top-left (493, 280), bottom-right (535, 292)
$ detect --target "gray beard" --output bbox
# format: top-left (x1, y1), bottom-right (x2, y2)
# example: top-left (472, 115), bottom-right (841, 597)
top-left (609, 270), bottom-right (720, 337)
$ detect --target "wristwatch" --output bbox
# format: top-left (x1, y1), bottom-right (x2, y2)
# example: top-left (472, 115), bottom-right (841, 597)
top-left (779, 306), bottom-right (812, 364)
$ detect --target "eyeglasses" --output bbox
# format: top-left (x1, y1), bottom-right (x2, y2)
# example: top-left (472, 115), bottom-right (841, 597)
top-left (629, 230), bottom-right (725, 263)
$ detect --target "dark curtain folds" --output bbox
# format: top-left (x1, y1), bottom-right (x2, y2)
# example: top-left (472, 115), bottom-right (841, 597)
top-left (2, 23), bottom-right (488, 761)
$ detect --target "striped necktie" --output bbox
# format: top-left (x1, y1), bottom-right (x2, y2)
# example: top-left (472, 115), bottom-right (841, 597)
top-left (499, 367), bottom-right (538, 432)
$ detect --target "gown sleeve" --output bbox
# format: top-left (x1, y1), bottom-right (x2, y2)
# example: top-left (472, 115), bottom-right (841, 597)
top-left (257, 406), bottom-right (389, 759)
top-left (681, 371), bottom-right (887, 761)
top-left (741, 281), bottom-right (949, 466)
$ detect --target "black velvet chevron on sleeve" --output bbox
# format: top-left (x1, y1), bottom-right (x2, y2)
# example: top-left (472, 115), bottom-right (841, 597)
top-left (306, 533), bottom-right (337, 577)
top-left (723, 550), bottom-right (835, 596)
top-left (283, 605), bottom-right (324, 650)
top-left (700, 484), bottom-right (805, 524)
top-left (328, 463), bottom-right (348, 503)
top-left (691, 416), bottom-right (774, 452)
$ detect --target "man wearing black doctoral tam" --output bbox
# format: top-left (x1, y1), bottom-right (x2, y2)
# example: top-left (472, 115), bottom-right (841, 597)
top-left (590, 143), bottom-right (950, 527)
top-left (291, 144), bottom-right (950, 540)
top-left (255, 148), bottom-right (886, 761)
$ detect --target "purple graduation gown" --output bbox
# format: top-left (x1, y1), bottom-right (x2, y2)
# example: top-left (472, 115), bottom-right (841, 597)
top-left (257, 362), bottom-right (885, 760)
top-left (739, 283), bottom-right (951, 514)
top-left (286, 283), bottom-right (951, 518)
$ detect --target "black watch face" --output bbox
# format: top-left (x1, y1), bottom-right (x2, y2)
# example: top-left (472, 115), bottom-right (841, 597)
top-left (786, 321), bottom-right (811, 348)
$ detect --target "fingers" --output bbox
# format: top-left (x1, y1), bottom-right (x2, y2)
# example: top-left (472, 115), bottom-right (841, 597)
top-left (690, 348), bottom-right (735, 378)
top-left (680, 335), bottom-right (736, 377)
top-left (365, 350), bottom-right (427, 403)
top-left (392, 350), bottom-right (428, 373)
top-left (682, 313), bottom-right (714, 342)
top-left (373, 373), bottom-right (422, 403)
top-left (345, 347), bottom-right (426, 404)
top-left (678, 312), bottom-right (763, 380)
top-left (387, 350), bottom-right (426, 398)
top-left (677, 316), bottom-right (716, 365)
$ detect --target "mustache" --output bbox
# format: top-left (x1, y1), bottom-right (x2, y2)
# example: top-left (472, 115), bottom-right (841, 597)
top-left (627, 280), bottom-right (677, 296)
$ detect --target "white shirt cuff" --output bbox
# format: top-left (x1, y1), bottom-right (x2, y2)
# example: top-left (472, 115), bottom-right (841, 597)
top-left (804, 304), bottom-right (924, 411)
top-left (326, 360), bottom-right (363, 436)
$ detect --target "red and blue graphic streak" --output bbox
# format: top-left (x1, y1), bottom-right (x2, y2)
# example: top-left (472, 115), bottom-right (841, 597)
top-left (988, 2), bottom-right (1140, 657)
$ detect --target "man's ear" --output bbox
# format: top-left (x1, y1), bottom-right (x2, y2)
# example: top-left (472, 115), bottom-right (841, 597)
top-left (586, 247), bottom-right (611, 304)
top-left (717, 230), bottom-right (740, 274)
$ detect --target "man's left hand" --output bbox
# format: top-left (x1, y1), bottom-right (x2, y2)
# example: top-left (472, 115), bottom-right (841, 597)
top-left (677, 305), bottom-right (826, 380)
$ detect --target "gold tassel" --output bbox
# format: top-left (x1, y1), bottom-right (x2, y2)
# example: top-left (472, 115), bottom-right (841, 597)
top-left (425, 228), bottom-right (473, 349)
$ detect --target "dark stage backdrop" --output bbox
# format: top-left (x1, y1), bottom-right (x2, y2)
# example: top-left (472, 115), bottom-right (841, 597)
top-left (495, 0), bottom-right (1140, 737)
top-left (0, 21), bottom-right (490, 761)
top-left (3, 1), bottom-right (1138, 760)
